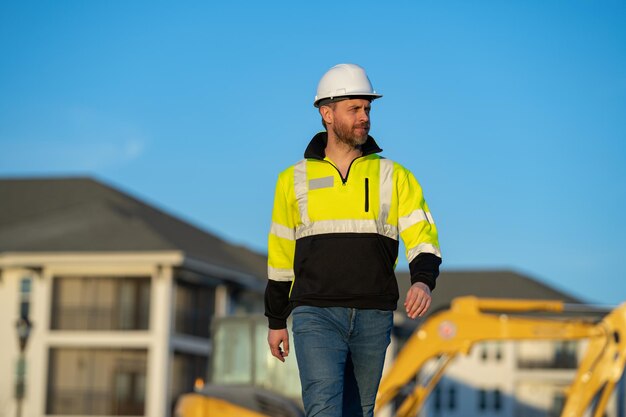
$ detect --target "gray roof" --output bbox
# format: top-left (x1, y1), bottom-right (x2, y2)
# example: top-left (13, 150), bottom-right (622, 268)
top-left (397, 269), bottom-right (583, 309)
top-left (0, 177), bottom-right (267, 281)
top-left (395, 269), bottom-right (585, 335)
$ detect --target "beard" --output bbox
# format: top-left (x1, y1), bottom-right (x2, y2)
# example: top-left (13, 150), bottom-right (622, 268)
top-left (331, 118), bottom-right (369, 148)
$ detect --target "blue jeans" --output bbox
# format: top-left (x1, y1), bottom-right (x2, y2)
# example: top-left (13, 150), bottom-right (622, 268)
top-left (292, 306), bottom-right (393, 417)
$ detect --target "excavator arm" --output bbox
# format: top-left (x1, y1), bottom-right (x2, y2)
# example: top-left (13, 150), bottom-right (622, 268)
top-left (374, 296), bottom-right (624, 417)
top-left (560, 301), bottom-right (626, 417)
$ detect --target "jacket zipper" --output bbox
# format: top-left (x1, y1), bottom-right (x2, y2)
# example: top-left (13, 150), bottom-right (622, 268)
top-left (364, 178), bottom-right (369, 212)
top-left (323, 157), bottom-right (362, 185)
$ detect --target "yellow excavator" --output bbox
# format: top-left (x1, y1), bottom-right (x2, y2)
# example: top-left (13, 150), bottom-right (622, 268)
top-left (375, 296), bottom-right (626, 417)
top-left (175, 297), bottom-right (626, 417)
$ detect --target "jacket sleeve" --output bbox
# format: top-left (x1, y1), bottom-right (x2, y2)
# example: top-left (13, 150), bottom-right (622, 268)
top-left (265, 171), bottom-right (297, 329)
top-left (397, 168), bottom-right (442, 290)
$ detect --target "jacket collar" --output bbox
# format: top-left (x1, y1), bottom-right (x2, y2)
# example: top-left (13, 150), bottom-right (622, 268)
top-left (303, 132), bottom-right (383, 160)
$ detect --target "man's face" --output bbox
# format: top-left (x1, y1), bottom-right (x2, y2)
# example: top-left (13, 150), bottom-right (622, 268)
top-left (326, 98), bottom-right (371, 147)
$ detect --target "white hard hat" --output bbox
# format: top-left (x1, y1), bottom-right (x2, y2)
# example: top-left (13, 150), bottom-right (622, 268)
top-left (314, 63), bottom-right (383, 108)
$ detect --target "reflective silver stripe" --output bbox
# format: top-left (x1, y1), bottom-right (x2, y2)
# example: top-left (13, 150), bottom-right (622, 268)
top-left (293, 159), bottom-right (309, 224)
top-left (270, 222), bottom-right (295, 241)
top-left (293, 157), bottom-right (398, 240)
top-left (426, 212), bottom-right (435, 224)
top-left (296, 219), bottom-right (398, 240)
top-left (268, 266), bottom-right (295, 281)
top-left (406, 243), bottom-right (442, 263)
top-left (399, 209), bottom-right (432, 233)
top-left (309, 176), bottom-right (334, 190)
top-left (379, 159), bottom-right (393, 225)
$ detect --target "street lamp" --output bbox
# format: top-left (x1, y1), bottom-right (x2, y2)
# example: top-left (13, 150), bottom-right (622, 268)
top-left (16, 317), bottom-right (32, 351)
top-left (15, 317), bottom-right (32, 417)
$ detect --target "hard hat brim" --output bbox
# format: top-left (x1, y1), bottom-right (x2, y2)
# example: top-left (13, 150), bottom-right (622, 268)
top-left (314, 93), bottom-right (383, 108)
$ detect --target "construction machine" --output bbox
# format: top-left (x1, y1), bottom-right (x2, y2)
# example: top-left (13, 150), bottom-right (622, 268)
top-left (375, 296), bottom-right (626, 417)
top-left (175, 297), bottom-right (625, 417)
top-left (174, 315), bottom-right (304, 417)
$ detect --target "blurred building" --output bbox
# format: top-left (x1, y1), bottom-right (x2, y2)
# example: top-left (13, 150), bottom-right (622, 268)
top-left (0, 177), bottom-right (267, 417)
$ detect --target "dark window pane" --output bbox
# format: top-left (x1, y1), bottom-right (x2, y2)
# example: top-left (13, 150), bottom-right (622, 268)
top-left (171, 352), bottom-right (208, 413)
top-left (174, 279), bottom-right (215, 338)
top-left (481, 345), bottom-right (488, 361)
top-left (478, 389), bottom-right (486, 410)
top-left (448, 385), bottom-right (456, 410)
top-left (46, 348), bottom-right (147, 415)
top-left (495, 343), bottom-right (503, 361)
top-left (433, 386), bottom-right (441, 411)
top-left (51, 277), bottom-right (150, 331)
top-left (494, 389), bottom-right (502, 410)
top-left (554, 341), bottom-right (578, 368)
top-left (550, 392), bottom-right (566, 417)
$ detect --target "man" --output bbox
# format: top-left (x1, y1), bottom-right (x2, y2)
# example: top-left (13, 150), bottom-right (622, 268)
top-left (265, 63), bottom-right (442, 417)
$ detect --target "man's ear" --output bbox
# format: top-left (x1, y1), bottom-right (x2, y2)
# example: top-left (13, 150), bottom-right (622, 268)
top-left (319, 106), bottom-right (334, 126)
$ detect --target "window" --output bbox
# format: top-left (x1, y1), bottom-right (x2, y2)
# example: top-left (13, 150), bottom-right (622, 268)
top-left (433, 385), bottom-right (442, 412)
top-left (554, 341), bottom-right (577, 368)
top-left (480, 344), bottom-right (489, 361)
top-left (478, 389), bottom-right (487, 410)
top-left (448, 385), bottom-right (456, 410)
top-left (211, 320), bottom-right (253, 384)
top-left (113, 371), bottom-right (145, 415)
top-left (478, 387), bottom-right (504, 412)
top-left (549, 392), bottom-right (566, 417)
top-left (517, 341), bottom-right (578, 369)
top-left (171, 352), bottom-right (208, 412)
top-left (431, 383), bottom-right (458, 412)
top-left (495, 343), bottom-right (503, 361)
top-left (480, 342), bottom-right (504, 362)
top-left (174, 280), bottom-right (216, 338)
top-left (210, 318), bottom-right (302, 400)
top-left (494, 389), bottom-right (502, 411)
top-left (51, 276), bottom-right (150, 331)
top-left (252, 319), bottom-right (300, 398)
top-left (46, 348), bottom-right (147, 415)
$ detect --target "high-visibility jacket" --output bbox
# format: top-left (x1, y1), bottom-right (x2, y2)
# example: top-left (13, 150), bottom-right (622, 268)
top-left (265, 132), bottom-right (442, 329)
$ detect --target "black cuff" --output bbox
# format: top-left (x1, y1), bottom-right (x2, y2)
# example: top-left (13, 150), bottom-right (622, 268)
top-left (264, 280), bottom-right (292, 329)
top-left (268, 317), bottom-right (287, 330)
top-left (409, 253), bottom-right (442, 291)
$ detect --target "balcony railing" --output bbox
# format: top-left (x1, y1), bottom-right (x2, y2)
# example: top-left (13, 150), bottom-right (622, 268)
top-left (47, 389), bottom-right (144, 415)
top-left (51, 306), bottom-right (149, 331)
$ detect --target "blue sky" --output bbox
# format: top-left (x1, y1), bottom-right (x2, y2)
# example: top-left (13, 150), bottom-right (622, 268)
top-left (1, 1), bottom-right (625, 305)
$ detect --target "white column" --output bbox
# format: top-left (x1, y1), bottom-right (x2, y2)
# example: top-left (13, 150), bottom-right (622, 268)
top-left (215, 284), bottom-right (229, 317)
top-left (145, 266), bottom-right (174, 417)
top-left (0, 268), bottom-right (19, 417)
top-left (0, 267), bottom-right (50, 417)
top-left (32, 267), bottom-right (51, 417)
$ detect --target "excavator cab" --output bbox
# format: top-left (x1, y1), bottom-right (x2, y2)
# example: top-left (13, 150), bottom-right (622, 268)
top-left (175, 315), bottom-right (304, 417)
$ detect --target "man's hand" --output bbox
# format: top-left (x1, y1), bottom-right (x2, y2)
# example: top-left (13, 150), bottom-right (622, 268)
top-left (404, 282), bottom-right (432, 319)
top-left (268, 328), bottom-right (290, 362)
